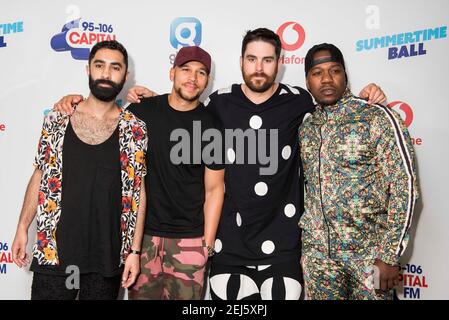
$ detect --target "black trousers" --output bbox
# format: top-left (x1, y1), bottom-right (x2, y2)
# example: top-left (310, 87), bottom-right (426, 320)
top-left (31, 272), bottom-right (121, 300)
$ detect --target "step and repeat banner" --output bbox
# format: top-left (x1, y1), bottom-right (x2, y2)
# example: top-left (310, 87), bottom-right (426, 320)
top-left (1, 0), bottom-right (448, 299)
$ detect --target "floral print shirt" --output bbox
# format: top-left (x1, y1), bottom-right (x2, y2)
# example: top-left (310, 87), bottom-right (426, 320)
top-left (33, 109), bottom-right (147, 266)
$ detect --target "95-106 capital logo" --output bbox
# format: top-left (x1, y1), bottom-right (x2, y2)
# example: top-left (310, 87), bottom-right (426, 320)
top-left (0, 242), bottom-right (13, 275)
top-left (51, 18), bottom-right (117, 60)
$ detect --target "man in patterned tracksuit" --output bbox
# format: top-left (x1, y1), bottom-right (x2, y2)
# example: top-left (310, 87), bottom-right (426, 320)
top-left (299, 43), bottom-right (419, 300)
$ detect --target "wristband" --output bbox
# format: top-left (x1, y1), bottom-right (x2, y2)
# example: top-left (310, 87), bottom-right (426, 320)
top-left (206, 245), bottom-right (215, 257)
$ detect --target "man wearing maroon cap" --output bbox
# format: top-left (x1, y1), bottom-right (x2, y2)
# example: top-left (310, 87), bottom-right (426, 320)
top-left (127, 46), bottom-right (225, 300)
top-left (53, 46), bottom-right (225, 300)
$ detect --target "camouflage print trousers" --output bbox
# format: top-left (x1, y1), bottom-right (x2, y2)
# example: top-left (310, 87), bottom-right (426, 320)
top-left (302, 255), bottom-right (393, 300)
top-left (128, 235), bottom-right (208, 300)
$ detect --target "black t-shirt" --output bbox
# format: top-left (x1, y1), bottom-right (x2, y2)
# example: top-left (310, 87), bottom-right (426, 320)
top-left (31, 121), bottom-right (122, 277)
top-left (127, 94), bottom-right (224, 238)
top-left (205, 83), bottom-right (315, 266)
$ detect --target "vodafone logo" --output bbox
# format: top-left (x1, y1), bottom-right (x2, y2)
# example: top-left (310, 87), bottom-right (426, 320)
top-left (387, 101), bottom-right (422, 146)
top-left (276, 22), bottom-right (306, 51)
top-left (387, 101), bottom-right (414, 128)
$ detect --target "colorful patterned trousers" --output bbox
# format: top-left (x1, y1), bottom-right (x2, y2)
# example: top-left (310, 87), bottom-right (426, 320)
top-left (302, 255), bottom-right (393, 300)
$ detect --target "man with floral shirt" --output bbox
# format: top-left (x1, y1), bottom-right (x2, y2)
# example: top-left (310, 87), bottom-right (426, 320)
top-left (11, 40), bottom-right (148, 300)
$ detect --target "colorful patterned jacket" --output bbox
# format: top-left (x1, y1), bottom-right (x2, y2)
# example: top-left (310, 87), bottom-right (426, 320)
top-left (33, 109), bottom-right (147, 266)
top-left (299, 89), bottom-right (419, 265)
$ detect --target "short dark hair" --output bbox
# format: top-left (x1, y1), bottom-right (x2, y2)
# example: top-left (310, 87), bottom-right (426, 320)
top-left (241, 28), bottom-right (282, 59)
top-left (88, 40), bottom-right (128, 71)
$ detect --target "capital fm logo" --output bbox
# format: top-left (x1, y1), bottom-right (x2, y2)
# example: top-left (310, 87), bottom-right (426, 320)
top-left (387, 101), bottom-right (422, 146)
top-left (170, 17), bottom-right (202, 49)
top-left (0, 21), bottom-right (24, 48)
top-left (0, 242), bottom-right (13, 275)
top-left (394, 263), bottom-right (429, 299)
top-left (276, 22), bottom-right (306, 65)
top-left (50, 18), bottom-right (117, 60)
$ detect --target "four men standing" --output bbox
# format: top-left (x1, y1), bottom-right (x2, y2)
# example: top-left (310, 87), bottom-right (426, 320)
top-left (11, 26), bottom-right (418, 300)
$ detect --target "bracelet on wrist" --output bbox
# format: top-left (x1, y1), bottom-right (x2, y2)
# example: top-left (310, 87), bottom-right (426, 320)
top-left (206, 245), bottom-right (215, 257)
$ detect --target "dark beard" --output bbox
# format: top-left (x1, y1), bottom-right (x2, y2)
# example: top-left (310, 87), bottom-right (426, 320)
top-left (242, 71), bottom-right (276, 93)
top-left (89, 76), bottom-right (125, 102)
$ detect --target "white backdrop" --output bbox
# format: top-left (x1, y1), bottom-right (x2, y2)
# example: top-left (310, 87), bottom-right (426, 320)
top-left (0, 0), bottom-right (448, 300)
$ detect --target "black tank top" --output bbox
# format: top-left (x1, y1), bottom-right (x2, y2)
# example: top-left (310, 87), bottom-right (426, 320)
top-left (31, 120), bottom-right (122, 277)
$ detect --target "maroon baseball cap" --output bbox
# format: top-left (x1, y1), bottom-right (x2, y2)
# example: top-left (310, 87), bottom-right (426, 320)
top-left (173, 46), bottom-right (211, 74)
